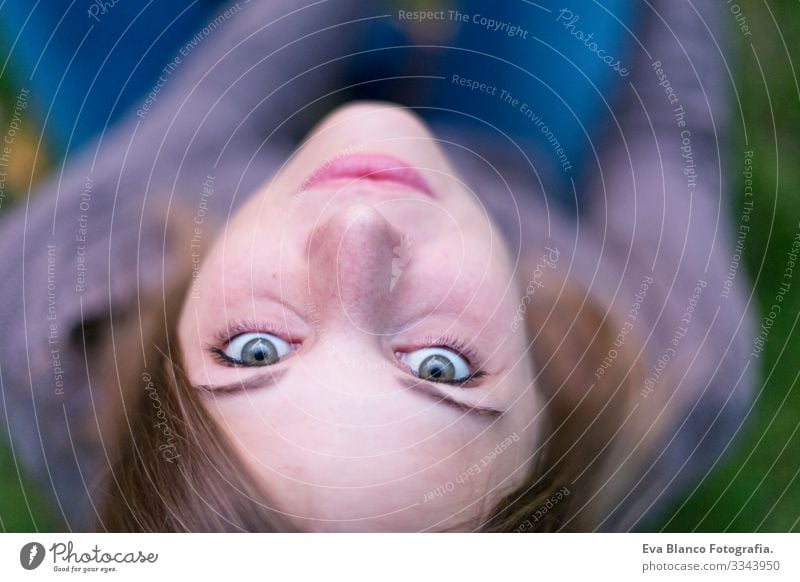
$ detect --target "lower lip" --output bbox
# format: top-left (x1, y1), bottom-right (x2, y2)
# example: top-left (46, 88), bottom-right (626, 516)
top-left (301, 153), bottom-right (435, 197)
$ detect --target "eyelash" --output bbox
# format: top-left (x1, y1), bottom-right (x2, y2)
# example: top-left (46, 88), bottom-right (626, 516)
top-left (403, 334), bottom-right (488, 387)
top-left (207, 323), bottom-right (488, 385)
top-left (212, 319), bottom-right (294, 345)
top-left (208, 319), bottom-right (299, 368)
top-left (209, 347), bottom-right (247, 367)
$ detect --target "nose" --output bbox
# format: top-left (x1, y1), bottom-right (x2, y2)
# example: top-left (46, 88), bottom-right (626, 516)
top-left (307, 204), bottom-right (405, 332)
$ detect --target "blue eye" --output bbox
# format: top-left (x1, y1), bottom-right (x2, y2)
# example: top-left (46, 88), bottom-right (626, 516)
top-left (223, 333), bottom-right (292, 366)
top-left (401, 347), bottom-right (471, 383)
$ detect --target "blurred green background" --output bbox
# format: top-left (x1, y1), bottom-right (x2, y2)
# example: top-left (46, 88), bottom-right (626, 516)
top-left (655, 1), bottom-right (800, 532)
top-left (0, 1), bottom-right (797, 531)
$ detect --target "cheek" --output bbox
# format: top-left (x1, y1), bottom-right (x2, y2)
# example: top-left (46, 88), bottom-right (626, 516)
top-left (440, 238), bottom-right (518, 299)
top-left (207, 401), bottom-right (529, 531)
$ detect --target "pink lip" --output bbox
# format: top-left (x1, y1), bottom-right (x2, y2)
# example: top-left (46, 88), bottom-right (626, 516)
top-left (301, 153), bottom-right (434, 197)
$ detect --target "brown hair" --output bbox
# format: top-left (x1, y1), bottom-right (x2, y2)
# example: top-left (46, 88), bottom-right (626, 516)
top-left (483, 273), bottom-right (647, 531)
top-left (96, 260), bottom-right (648, 532)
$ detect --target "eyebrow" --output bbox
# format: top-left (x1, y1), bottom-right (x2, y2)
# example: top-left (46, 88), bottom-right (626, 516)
top-left (195, 368), bottom-right (288, 395)
top-left (397, 377), bottom-right (504, 419)
top-left (194, 369), bottom-right (504, 419)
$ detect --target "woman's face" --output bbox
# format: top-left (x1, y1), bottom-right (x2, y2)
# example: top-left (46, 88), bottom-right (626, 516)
top-left (178, 102), bottom-right (543, 531)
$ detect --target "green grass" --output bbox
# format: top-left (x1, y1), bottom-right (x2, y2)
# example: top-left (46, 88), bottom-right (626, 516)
top-left (655, 0), bottom-right (800, 531)
top-left (0, 438), bottom-right (56, 531)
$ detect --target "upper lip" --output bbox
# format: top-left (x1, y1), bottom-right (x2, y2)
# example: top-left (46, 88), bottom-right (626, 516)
top-left (300, 153), bottom-right (435, 197)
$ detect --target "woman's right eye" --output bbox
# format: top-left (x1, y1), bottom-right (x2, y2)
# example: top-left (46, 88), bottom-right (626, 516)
top-left (221, 332), bottom-right (292, 366)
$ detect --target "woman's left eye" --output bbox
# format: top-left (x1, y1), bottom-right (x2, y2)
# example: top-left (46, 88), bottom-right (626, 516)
top-left (400, 347), bottom-right (472, 384)
top-left (222, 332), bottom-right (292, 366)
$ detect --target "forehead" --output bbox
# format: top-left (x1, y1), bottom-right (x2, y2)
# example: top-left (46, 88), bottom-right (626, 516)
top-left (202, 366), bottom-right (540, 531)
